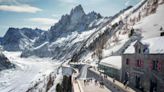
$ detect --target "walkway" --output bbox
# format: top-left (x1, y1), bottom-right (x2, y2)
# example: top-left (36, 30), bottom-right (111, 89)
top-left (89, 68), bottom-right (136, 92)
top-left (78, 65), bottom-right (89, 79)
top-left (72, 68), bottom-right (83, 92)
top-left (79, 80), bottom-right (111, 92)
top-left (72, 63), bottom-right (135, 92)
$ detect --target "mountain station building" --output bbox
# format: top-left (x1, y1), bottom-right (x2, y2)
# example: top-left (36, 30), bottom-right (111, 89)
top-left (122, 37), bottom-right (164, 92)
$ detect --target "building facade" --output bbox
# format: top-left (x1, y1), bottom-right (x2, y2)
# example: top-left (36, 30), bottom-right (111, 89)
top-left (122, 40), bottom-right (164, 92)
top-left (99, 56), bottom-right (121, 81)
top-left (98, 64), bottom-right (121, 80)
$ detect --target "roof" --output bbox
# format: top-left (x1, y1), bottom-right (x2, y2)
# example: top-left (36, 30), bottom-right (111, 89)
top-left (99, 56), bottom-right (122, 70)
top-left (124, 37), bottom-right (164, 54)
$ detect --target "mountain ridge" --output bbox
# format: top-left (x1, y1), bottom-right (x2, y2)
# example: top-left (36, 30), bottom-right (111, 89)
top-left (20, 4), bottom-right (105, 59)
top-left (1, 27), bottom-right (44, 51)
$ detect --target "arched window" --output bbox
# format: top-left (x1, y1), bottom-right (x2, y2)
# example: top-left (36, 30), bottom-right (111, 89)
top-left (152, 60), bottom-right (158, 71)
top-left (136, 60), bottom-right (143, 67)
top-left (138, 48), bottom-right (141, 54)
top-left (126, 58), bottom-right (129, 65)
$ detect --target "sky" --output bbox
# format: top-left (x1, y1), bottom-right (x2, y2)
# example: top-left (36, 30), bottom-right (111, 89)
top-left (0, 0), bottom-right (140, 37)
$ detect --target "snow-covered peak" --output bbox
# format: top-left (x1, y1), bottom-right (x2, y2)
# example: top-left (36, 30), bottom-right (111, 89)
top-left (2, 27), bottom-right (44, 51)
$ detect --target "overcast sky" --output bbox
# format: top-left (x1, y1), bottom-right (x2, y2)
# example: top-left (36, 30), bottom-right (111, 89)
top-left (0, 0), bottom-right (140, 37)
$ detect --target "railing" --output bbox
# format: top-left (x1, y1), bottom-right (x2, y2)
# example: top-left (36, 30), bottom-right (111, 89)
top-left (88, 68), bottom-right (136, 92)
top-left (72, 68), bottom-right (84, 92)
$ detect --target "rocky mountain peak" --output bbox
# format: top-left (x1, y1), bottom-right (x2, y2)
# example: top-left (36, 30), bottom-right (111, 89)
top-left (70, 5), bottom-right (85, 24)
top-left (88, 11), bottom-right (102, 18)
top-left (2, 27), bottom-right (44, 51)
top-left (70, 4), bottom-right (85, 16)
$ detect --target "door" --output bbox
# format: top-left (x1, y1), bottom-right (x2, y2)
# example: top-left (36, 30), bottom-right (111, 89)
top-left (135, 76), bottom-right (141, 88)
top-left (150, 80), bottom-right (157, 92)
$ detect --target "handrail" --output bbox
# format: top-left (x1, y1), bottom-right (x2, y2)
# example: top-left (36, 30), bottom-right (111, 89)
top-left (89, 68), bottom-right (136, 92)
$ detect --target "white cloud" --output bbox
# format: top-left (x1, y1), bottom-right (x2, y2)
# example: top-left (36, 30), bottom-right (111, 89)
top-left (28, 18), bottom-right (59, 30)
top-left (0, 0), bottom-right (15, 3)
top-left (124, 0), bottom-right (134, 6)
top-left (57, 0), bottom-right (106, 4)
top-left (0, 5), bottom-right (42, 13)
top-left (58, 0), bottom-right (78, 4)
top-left (28, 18), bottom-right (58, 25)
top-left (38, 25), bottom-right (51, 30)
top-left (0, 0), bottom-right (37, 3)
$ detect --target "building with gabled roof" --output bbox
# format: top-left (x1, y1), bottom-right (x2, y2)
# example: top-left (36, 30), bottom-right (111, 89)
top-left (122, 37), bottom-right (164, 92)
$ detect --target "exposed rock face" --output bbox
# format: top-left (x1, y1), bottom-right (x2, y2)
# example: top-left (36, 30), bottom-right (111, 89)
top-left (2, 28), bottom-right (44, 51)
top-left (0, 52), bottom-right (15, 71)
top-left (48, 5), bottom-right (102, 42)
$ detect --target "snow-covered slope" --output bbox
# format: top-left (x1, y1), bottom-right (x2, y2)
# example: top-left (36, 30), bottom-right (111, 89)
top-left (0, 52), bottom-right (60, 92)
top-left (2, 28), bottom-right (44, 51)
top-left (102, 0), bottom-right (164, 60)
top-left (73, 0), bottom-right (164, 63)
top-left (133, 1), bottom-right (164, 39)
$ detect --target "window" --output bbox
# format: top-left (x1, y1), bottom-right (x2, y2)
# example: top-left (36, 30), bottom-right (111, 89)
top-left (143, 48), bottom-right (146, 53)
top-left (126, 58), bottom-right (129, 65)
top-left (152, 60), bottom-right (158, 71)
top-left (136, 60), bottom-right (140, 67)
top-left (136, 60), bottom-right (143, 67)
top-left (138, 49), bottom-right (141, 54)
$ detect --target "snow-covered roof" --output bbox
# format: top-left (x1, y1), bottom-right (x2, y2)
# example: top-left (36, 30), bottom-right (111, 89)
top-left (124, 37), bottom-right (164, 54)
top-left (100, 56), bottom-right (122, 70)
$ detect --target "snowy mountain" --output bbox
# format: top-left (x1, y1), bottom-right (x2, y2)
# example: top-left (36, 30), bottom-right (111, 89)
top-left (21, 5), bottom-right (106, 59)
top-left (0, 52), bottom-right (15, 71)
top-left (2, 28), bottom-right (44, 51)
top-left (48, 5), bottom-right (102, 42)
top-left (0, 37), bottom-right (3, 45)
top-left (4, 0), bottom-right (163, 64)
top-left (71, 0), bottom-right (164, 63)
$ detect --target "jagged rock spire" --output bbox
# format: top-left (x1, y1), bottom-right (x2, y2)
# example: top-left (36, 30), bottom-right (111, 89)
top-left (70, 4), bottom-right (85, 16)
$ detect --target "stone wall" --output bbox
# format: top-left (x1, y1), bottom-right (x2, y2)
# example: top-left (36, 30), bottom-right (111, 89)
top-left (122, 54), bottom-right (164, 92)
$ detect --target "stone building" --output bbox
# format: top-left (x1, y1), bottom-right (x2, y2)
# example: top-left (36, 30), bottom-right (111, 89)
top-left (122, 37), bottom-right (164, 92)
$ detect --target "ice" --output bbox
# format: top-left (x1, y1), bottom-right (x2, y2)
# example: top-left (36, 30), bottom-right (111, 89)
top-left (0, 51), bottom-right (60, 92)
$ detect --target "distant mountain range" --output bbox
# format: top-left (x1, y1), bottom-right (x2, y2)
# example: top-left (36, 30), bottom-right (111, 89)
top-left (1, 0), bottom-right (162, 63)
top-left (0, 4), bottom-right (132, 61)
top-left (1, 27), bottom-right (44, 51)
top-left (10, 5), bottom-right (105, 60)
